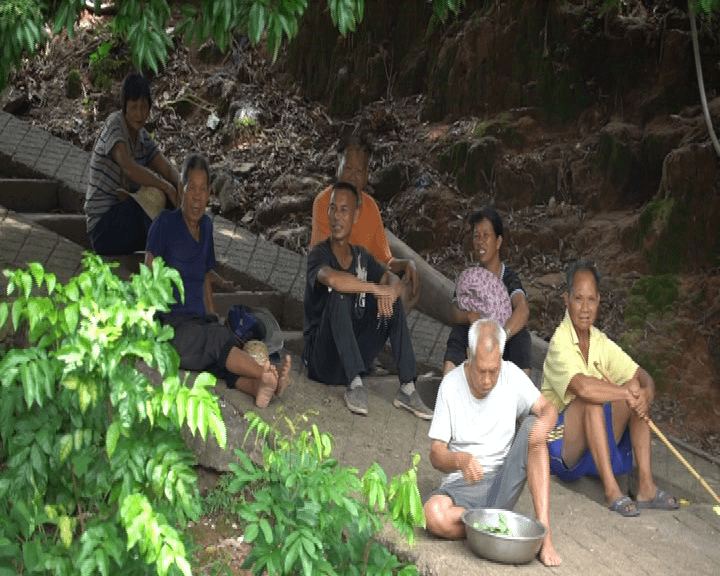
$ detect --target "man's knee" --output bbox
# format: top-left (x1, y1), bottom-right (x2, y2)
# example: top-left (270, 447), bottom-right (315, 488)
top-left (424, 495), bottom-right (453, 537)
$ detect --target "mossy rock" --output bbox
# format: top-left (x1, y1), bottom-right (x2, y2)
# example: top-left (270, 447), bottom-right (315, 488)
top-left (636, 192), bottom-right (714, 273)
top-left (624, 273), bottom-right (678, 330)
top-left (637, 196), bottom-right (674, 242)
top-left (329, 74), bottom-right (362, 117)
top-left (473, 116), bottom-right (524, 148)
top-left (66, 69), bottom-right (82, 99)
top-left (630, 275), bottom-right (679, 313)
top-left (539, 67), bottom-right (588, 123)
top-left (372, 164), bottom-right (407, 202)
top-left (637, 129), bottom-right (683, 203)
top-left (455, 137), bottom-right (499, 195)
top-left (437, 141), bottom-right (469, 175)
top-left (617, 330), bottom-right (672, 394)
top-left (624, 299), bottom-right (654, 330)
top-left (595, 130), bottom-right (634, 191)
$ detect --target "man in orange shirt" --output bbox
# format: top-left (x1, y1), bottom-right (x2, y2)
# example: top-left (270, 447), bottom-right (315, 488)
top-left (311, 135), bottom-right (420, 310)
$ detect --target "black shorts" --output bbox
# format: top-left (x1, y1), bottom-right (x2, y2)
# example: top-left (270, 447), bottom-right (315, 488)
top-left (443, 324), bottom-right (532, 370)
top-left (160, 312), bottom-right (243, 386)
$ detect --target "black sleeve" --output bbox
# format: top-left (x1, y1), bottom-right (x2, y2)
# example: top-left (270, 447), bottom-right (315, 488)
top-left (502, 266), bottom-right (525, 297)
top-left (307, 240), bottom-right (334, 290)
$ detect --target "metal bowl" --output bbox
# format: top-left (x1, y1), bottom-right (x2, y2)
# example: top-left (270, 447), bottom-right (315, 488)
top-left (461, 508), bottom-right (547, 564)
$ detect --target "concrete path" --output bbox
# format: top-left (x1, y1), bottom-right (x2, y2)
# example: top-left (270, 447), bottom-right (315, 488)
top-left (2, 111), bottom-right (719, 574)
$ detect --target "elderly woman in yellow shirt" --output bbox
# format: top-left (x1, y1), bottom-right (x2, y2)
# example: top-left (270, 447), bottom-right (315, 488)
top-left (542, 259), bottom-right (678, 517)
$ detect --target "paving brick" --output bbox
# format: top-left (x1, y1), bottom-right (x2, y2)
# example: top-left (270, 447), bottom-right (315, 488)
top-left (0, 219), bottom-right (31, 248)
top-left (55, 148), bottom-right (89, 196)
top-left (224, 233), bottom-right (256, 272)
top-left (409, 313), bottom-right (442, 365)
top-left (210, 216), bottom-right (236, 259)
top-left (12, 125), bottom-right (50, 168)
top-left (0, 116), bottom-right (30, 158)
top-left (14, 235), bottom-right (58, 266)
top-left (286, 251), bottom-right (308, 295)
top-left (45, 242), bottom-right (84, 283)
top-left (405, 309), bottom-right (422, 332)
top-left (247, 237), bottom-right (279, 283)
top-left (0, 112), bottom-right (11, 132)
top-left (33, 136), bottom-right (71, 177)
top-left (267, 249), bottom-right (303, 293)
top-left (428, 324), bottom-right (451, 363)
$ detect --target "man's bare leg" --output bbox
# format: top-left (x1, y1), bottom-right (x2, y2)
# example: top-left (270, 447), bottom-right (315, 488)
top-left (562, 399), bottom-right (627, 506)
top-left (275, 355), bottom-right (293, 397)
top-left (424, 495), bottom-right (466, 539)
top-left (527, 420), bottom-right (562, 566)
top-left (621, 406), bottom-right (658, 501)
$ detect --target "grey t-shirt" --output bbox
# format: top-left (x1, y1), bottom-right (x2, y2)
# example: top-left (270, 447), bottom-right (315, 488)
top-left (84, 110), bottom-right (158, 232)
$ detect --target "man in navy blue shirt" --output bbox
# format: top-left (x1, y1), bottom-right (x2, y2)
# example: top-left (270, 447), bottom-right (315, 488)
top-left (146, 153), bottom-right (291, 407)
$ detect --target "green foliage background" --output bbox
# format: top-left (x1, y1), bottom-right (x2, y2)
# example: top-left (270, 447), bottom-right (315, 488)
top-left (0, 0), bottom-right (468, 93)
top-left (0, 255), bottom-right (227, 575)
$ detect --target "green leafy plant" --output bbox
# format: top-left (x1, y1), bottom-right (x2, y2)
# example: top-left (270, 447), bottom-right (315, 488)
top-left (432, 0), bottom-right (466, 21)
top-left (1, 0), bottom-right (466, 91)
top-left (202, 473), bottom-right (247, 518)
top-left (0, 0), bottom-right (45, 92)
top-left (88, 39), bottom-right (128, 91)
top-left (225, 410), bottom-right (424, 576)
top-left (0, 254), bottom-right (227, 575)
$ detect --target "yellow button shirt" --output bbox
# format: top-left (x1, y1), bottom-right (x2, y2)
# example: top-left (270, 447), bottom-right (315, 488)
top-left (542, 310), bottom-right (638, 412)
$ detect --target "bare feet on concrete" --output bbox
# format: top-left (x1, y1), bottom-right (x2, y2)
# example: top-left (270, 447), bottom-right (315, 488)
top-left (254, 360), bottom-right (278, 408)
top-left (539, 532), bottom-right (562, 567)
top-left (275, 354), bottom-right (293, 397)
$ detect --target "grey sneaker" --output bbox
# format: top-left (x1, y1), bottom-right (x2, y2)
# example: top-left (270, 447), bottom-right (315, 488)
top-left (393, 389), bottom-right (433, 420)
top-left (344, 386), bottom-right (368, 416)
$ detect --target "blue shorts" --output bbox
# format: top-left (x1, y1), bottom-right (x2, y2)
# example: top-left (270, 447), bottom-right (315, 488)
top-left (547, 403), bottom-right (633, 482)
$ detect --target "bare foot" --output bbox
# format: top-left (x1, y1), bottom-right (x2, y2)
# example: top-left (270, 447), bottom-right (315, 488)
top-left (275, 355), bottom-right (293, 397)
top-left (254, 361), bottom-right (278, 408)
top-left (538, 534), bottom-right (562, 567)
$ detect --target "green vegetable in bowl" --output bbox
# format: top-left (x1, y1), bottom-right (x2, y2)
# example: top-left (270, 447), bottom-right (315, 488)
top-left (474, 512), bottom-right (513, 535)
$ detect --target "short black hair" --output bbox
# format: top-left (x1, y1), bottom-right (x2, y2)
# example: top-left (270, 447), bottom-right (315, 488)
top-left (120, 72), bottom-right (152, 114)
top-left (337, 133), bottom-right (373, 156)
top-left (469, 206), bottom-right (503, 238)
top-left (331, 181), bottom-right (359, 204)
top-left (566, 258), bottom-right (601, 295)
top-left (182, 153), bottom-right (210, 185)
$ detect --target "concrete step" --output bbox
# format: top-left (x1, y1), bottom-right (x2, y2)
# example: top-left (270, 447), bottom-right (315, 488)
top-left (21, 213), bottom-right (89, 248)
top-left (0, 178), bottom-right (60, 212)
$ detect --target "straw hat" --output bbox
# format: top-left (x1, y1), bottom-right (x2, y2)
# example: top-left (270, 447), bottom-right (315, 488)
top-left (127, 186), bottom-right (167, 220)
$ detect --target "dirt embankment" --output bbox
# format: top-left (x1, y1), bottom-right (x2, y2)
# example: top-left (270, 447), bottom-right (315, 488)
top-left (2, 3), bottom-right (719, 455)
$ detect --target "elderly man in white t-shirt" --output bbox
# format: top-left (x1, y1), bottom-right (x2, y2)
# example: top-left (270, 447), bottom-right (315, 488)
top-left (424, 319), bottom-right (562, 567)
